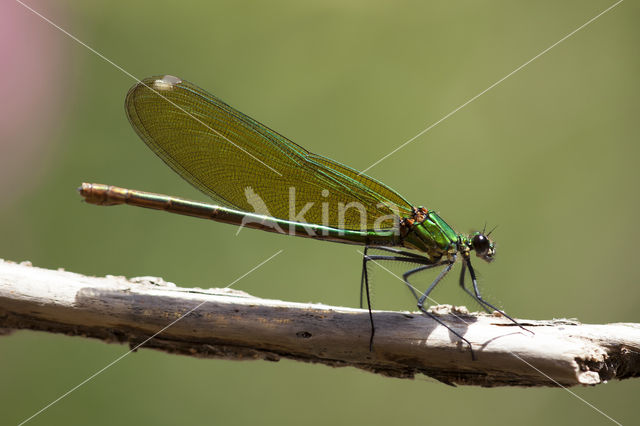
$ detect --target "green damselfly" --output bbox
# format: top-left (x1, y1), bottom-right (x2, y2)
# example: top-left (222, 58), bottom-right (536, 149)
top-left (80, 75), bottom-right (526, 358)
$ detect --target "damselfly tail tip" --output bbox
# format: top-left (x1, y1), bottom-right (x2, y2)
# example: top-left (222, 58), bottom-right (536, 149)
top-left (77, 183), bottom-right (124, 206)
top-left (77, 182), bottom-right (89, 194)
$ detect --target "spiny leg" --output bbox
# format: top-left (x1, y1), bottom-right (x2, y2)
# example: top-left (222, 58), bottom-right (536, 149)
top-left (360, 247), bottom-right (375, 351)
top-left (409, 262), bottom-right (477, 359)
top-left (360, 247), bottom-right (434, 351)
top-left (361, 248), bottom-right (434, 306)
top-left (360, 247), bottom-right (367, 309)
top-left (401, 263), bottom-right (445, 302)
top-left (458, 261), bottom-right (492, 314)
top-left (365, 245), bottom-right (432, 260)
top-left (460, 257), bottom-right (533, 335)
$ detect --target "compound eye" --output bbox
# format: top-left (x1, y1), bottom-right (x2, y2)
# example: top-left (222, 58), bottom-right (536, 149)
top-left (472, 234), bottom-right (491, 257)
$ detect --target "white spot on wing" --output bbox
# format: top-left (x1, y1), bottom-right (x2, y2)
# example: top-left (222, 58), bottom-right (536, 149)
top-left (153, 75), bottom-right (182, 91)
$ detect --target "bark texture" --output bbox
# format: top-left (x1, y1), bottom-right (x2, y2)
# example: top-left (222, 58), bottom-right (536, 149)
top-left (1, 259), bottom-right (638, 387)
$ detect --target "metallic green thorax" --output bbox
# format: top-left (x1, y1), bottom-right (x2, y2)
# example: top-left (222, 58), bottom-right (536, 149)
top-left (402, 210), bottom-right (460, 261)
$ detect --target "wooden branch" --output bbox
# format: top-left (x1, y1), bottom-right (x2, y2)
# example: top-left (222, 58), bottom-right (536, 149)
top-left (0, 259), bottom-right (638, 387)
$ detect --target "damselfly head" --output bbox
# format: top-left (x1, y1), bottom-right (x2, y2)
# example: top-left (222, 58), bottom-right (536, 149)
top-left (470, 232), bottom-right (495, 263)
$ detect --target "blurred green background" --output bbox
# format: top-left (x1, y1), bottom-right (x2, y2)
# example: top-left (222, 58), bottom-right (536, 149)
top-left (2, 0), bottom-right (638, 425)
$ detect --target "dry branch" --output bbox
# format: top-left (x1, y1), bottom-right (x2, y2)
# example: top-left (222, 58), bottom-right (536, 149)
top-left (0, 258), bottom-right (638, 387)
